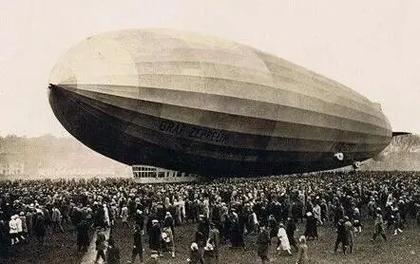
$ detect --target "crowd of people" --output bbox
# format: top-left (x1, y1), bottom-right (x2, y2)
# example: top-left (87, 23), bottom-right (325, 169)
top-left (0, 170), bottom-right (420, 263)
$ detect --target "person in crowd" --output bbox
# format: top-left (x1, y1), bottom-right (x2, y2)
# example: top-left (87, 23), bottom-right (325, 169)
top-left (367, 198), bottom-right (377, 220)
top-left (109, 202), bottom-right (118, 228)
top-left (320, 199), bottom-right (329, 224)
top-left (304, 212), bottom-right (318, 240)
top-left (121, 204), bottom-right (129, 228)
top-left (229, 213), bottom-right (245, 248)
top-left (52, 206), bottom-right (64, 233)
top-left (149, 219), bottom-right (162, 256)
top-left (0, 219), bottom-right (10, 259)
top-left (9, 215), bottom-right (19, 245)
top-left (390, 203), bottom-right (404, 236)
top-left (291, 201), bottom-right (303, 224)
top-left (15, 213), bottom-right (26, 243)
top-left (256, 226), bottom-right (271, 264)
top-left (205, 222), bottom-right (220, 263)
top-left (353, 219), bottom-right (362, 234)
top-left (129, 224), bottom-right (144, 263)
top-left (94, 203), bottom-right (106, 229)
top-left (344, 216), bottom-right (354, 254)
top-left (416, 202), bottom-right (420, 225)
top-left (372, 208), bottom-right (387, 242)
top-left (33, 211), bottom-right (46, 245)
top-left (197, 215), bottom-right (210, 242)
top-left (246, 208), bottom-right (259, 235)
top-left (103, 203), bottom-right (111, 228)
top-left (188, 242), bottom-right (203, 264)
top-left (162, 226), bottom-right (175, 258)
top-left (334, 218), bottom-right (348, 254)
top-left (286, 217), bottom-right (298, 251)
top-left (267, 214), bottom-right (278, 239)
top-left (163, 211), bottom-right (175, 237)
top-left (209, 222), bottom-right (221, 257)
top-left (296, 236), bottom-right (309, 264)
top-left (107, 237), bottom-right (121, 264)
top-left (135, 209), bottom-right (145, 233)
top-left (334, 204), bottom-right (345, 226)
top-left (95, 228), bottom-right (107, 263)
top-left (194, 229), bottom-right (206, 258)
top-left (313, 203), bottom-right (322, 225)
top-left (277, 222), bottom-right (292, 255)
top-left (19, 212), bottom-right (28, 241)
top-left (25, 209), bottom-right (34, 236)
top-left (76, 217), bottom-right (90, 252)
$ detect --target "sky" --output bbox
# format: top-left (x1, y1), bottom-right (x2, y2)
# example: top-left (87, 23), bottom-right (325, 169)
top-left (0, 0), bottom-right (419, 137)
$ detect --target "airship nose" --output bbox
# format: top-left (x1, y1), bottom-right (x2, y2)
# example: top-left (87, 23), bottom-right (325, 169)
top-left (48, 82), bottom-right (68, 125)
top-left (48, 33), bottom-right (143, 143)
top-left (48, 83), bottom-right (56, 90)
top-left (47, 33), bottom-right (141, 161)
top-left (48, 83), bottom-right (64, 112)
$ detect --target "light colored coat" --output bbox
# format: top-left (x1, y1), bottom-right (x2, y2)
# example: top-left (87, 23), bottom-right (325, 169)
top-left (277, 227), bottom-right (291, 251)
top-left (121, 206), bottom-right (129, 222)
top-left (313, 204), bottom-right (322, 222)
top-left (9, 218), bottom-right (18, 234)
top-left (52, 208), bottom-right (62, 223)
top-left (16, 217), bottom-right (23, 233)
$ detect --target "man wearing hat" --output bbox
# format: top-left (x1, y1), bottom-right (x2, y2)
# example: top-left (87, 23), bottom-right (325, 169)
top-left (206, 222), bottom-right (220, 262)
top-left (19, 212), bottom-right (28, 241)
top-left (286, 217), bottom-right (298, 251)
top-left (162, 225), bottom-right (175, 258)
top-left (256, 226), bottom-right (271, 264)
top-left (106, 238), bottom-right (121, 264)
top-left (33, 211), bottom-right (46, 244)
top-left (121, 204), bottom-right (129, 228)
top-left (25, 207), bottom-right (34, 236)
top-left (372, 208), bottom-right (387, 241)
top-left (77, 216), bottom-right (90, 252)
top-left (304, 212), bottom-right (318, 240)
top-left (95, 228), bottom-right (107, 263)
top-left (149, 219), bottom-right (162, 256)
top-left (129, 224), bottom-right (144, 263)
top-left (51, 206), bottom-right (64, 233)
top-left (344, 216), bottom-right (354, 253)
top-left (197, 215), bottom-right (210, 242)
top-left (135, 209), bottom-right (145, 233)
top-left (334, 218), bottom-right (348, 254)
top-left (163, 211), bottom-right (175, 237)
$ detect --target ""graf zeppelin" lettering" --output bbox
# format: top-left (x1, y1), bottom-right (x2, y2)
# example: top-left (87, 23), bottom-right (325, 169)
top-left (159, 120), bottom-right (226, 143)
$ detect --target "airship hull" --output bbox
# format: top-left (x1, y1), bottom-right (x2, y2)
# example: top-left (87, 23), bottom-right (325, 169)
top-left (49, 29), bottom-right (392, 177)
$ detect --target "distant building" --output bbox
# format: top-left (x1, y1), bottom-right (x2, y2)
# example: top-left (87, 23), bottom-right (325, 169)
top-left (132, 165), bottom-right (204, 183)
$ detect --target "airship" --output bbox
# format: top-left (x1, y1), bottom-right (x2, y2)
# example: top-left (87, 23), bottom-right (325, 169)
top-left (48, 29), bottom-right (393, 177)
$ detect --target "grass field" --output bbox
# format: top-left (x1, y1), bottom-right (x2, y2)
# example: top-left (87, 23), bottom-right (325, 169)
top-left (3, 219), bottom-right (420, 264)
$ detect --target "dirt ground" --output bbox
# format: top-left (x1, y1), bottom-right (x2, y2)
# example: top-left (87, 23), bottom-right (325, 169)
top-left (3, 219), bottom-right (419, 264)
